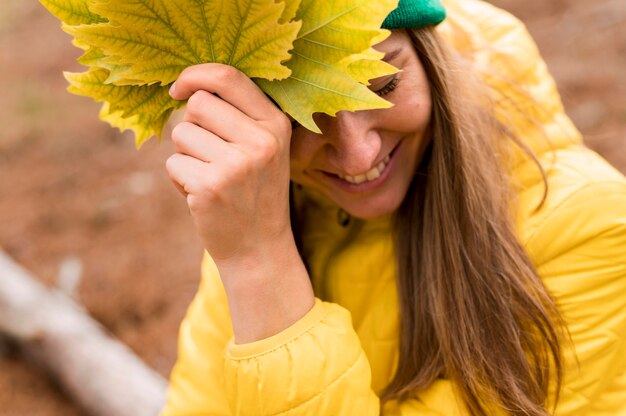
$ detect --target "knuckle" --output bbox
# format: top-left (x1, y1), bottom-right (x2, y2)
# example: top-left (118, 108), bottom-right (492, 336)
top-left (186, 91), bottom-right (211, 118)
top-left (188, 181), bottom-right (215, 210)
top-left (254, 132), bottom-right (281, 162)
top-left (213, 64), bottom-right (240, 84)
top-left (258, 143), bottom-right (279, 164)
top-left (275, 114), bottom-right (293, 138)
top-left (170, 122), bottom-right (190, 146)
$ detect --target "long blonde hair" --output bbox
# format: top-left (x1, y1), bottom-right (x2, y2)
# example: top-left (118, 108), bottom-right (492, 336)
top-left (381, 27), bottom-right (564, 415)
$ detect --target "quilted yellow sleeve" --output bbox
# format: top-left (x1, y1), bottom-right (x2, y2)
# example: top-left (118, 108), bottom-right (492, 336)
top-left (161, 253), bottom-right (383, 416)
top-left (223, 299), bottom-right (380, 415)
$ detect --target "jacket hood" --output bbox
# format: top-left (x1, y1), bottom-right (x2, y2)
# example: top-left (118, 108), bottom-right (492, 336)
top-left (437, 0), bottom-right (582, 177)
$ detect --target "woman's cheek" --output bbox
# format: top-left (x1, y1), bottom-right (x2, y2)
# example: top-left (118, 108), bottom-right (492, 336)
top-left (289, 134), bottom-right (315, 184)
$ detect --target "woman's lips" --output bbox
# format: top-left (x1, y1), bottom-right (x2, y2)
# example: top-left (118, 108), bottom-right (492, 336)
top-left (318, 142), bottom-right (401, 193)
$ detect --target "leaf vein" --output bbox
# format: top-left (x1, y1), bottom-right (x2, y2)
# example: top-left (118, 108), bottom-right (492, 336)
top-left (227, 0), bottom-right (254, 65)
top-left (298, 2), bottom-right (365, 38)
top-left (289, 76), bottom-right (367, 100)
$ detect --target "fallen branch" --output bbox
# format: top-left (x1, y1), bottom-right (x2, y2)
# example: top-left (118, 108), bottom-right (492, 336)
top-left (0, 250), bottom-right (167, 416)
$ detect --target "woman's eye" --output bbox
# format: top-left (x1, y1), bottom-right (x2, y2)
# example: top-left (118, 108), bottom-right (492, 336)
top-left (373, 76), bottom-right (400, 97)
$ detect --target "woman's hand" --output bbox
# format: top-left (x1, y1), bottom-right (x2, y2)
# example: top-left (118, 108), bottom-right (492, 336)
top-left (166, 63), bottom-right (292, 262)
top-left (166, 64), bottom-right (314, 343)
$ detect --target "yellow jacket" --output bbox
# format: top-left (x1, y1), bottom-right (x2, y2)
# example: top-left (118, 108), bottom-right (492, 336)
top-left (162, 0), bottom-right (626, 414)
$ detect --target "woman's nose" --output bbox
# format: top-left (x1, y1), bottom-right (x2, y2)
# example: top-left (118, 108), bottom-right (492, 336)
top-left (316, 110), bottom-right (381, 176)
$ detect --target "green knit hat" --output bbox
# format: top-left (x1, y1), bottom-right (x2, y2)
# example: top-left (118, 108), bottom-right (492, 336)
top-left (382, 0), bottom-right (447, 29)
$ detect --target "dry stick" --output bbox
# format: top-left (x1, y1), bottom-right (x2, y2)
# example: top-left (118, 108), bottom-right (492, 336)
top-left (0, 250), bottom-right (167, 416)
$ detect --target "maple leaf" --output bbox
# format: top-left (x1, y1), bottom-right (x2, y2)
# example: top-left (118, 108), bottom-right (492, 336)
top-left (39, 0), bottom-right (105, 25)
top-left (65, 67), bottom-right (184, 147)
top-left (66, 0), bottom-right (302, 85)
top-left (99, 102), bottom-right (177, 147)
top-left (257, 0), bottom-right (400, 133)
top-left (39, 0), bottom-right (400, 145)
top-left (278, 0), bottom-right (300, 24)
top-left (74, 45), bottom-right (133, 82)
top-left (342, 32), bottom-right (399, 85)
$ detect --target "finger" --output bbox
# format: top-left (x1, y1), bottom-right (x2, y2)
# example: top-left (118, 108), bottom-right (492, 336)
top-left (170, 63), bottom-right (281, 122)
top-left (169, 177), bottom-right (188, 198)
top-left (171, 120), bottom-right (233, 161)
top-left (165, 153), bottom-right (212, 196)
top-left (183, 90), bottom-right (272, 146)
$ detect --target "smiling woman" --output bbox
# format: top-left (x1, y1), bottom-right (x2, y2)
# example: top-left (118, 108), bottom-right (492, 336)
top-left (162, 0), bottom-right (626, 415)
top-left (289, 31), bottom-right (432, 220)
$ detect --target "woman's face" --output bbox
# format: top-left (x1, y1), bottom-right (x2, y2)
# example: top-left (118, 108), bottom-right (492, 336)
top-left (289, 30), bottom-right (432, 219)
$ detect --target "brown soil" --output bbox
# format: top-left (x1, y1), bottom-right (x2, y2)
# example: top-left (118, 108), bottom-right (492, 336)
top-left (0, 1), bottom-right (624, 414)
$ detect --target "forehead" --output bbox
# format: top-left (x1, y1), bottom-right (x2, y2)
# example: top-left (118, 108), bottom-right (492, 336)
top-left (373, 30), bottom-right (412, 57)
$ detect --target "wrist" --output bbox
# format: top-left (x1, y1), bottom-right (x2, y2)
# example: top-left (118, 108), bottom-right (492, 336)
top-left (214, 232), bottom-right (315, 344)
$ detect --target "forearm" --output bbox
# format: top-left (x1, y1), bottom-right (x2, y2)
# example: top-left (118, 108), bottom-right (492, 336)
top-left (165, 64), bottom-right (313, 344)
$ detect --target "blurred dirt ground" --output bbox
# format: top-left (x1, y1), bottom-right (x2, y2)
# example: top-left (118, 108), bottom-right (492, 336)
top-left (0, 1), bottom-right (624, 415)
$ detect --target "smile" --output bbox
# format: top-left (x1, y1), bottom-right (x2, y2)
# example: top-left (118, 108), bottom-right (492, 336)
top-left (337, 155), bottom-right (391, 185)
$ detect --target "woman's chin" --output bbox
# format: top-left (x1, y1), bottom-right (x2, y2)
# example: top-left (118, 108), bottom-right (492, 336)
top-left (332, 193), bottom-right (403, 220)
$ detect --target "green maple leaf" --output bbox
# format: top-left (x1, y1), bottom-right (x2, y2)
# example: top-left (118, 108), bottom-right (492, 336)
top-left (39, 0), bottom-right (399, 146)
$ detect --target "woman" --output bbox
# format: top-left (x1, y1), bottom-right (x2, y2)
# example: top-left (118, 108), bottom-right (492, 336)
top-left (162, 0), bottom-right (626, 414)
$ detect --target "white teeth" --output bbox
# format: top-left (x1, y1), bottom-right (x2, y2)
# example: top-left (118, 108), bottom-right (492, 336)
top-left (338, 155), bottom-right (390, 185)
top-left (366, 168), bottom-right (381, 181)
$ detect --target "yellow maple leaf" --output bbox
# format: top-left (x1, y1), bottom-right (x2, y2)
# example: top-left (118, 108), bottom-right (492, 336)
top-left (39, 0), bottom-right (105, 25)
top-left (65, 67), bottom-right (184, 147)
top-left (66, 0), bottom-right (302, 85)
top-left (99, 102), bottom-right (176, 148)
top-left (278, 0), bottom-right (300, 24)
top-left (39, 0), bottom-right (400, 145)
top-left (257, 0), bottom-right (399, 133)
top-left (344, 48), bottom-right (399, 86)
top-left (74, 46), bottom-right (132, 81)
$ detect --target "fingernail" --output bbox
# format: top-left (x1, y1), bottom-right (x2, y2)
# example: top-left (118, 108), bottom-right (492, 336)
top-left (169, 82), bottom-right (176, 97)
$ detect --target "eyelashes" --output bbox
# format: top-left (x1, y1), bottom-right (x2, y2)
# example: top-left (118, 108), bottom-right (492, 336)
top-left (373, 75), bottom-right (400, 97)
top-left (290, 75), bottom-right (400, 130)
